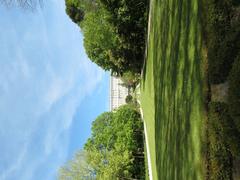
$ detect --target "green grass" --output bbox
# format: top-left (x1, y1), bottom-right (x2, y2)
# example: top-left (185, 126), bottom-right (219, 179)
top-left (140, 0), bottom-right (205, 179)
top-left (144, 137), bottom-right (150, 180)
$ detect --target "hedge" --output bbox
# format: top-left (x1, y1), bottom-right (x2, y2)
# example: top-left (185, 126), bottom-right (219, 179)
top-left (228, 55), bottom-right (240, 132)
top-left (209, 102), bottom-right (240, 157)
top-left (208, 102), bottom-right (234, 179)
top-left (206, 0), bottom-right (240, 84)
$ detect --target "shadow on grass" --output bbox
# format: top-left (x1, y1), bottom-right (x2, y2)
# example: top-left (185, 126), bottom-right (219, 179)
top-left (148, 0), bottom-right (204, 179)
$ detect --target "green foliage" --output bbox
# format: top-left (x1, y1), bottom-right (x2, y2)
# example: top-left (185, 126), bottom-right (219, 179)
top-left (228, 54), bottom-right (240, 132)
top-left (82, 8), bottom-right (121, 72)
top-left (206, 0), bottom-right (238, 84)
top-left (232, 0), bottom-right (240, 6)
top-left (207, 0), bottom-right (231, 84)
top-left (125, 95), bottom-right (133, 104)
top-left (99, 0), bottom-right (149, 73)
top-left (208, 102), bottom-right (234, 179)
top-left (59, 106), bottom-right (145, 179)
top-left (58, 150), bottom-right (95, 179)
top-left (65, 0), bottom-right (149, 74)
top-left (204, 1), bottom-right (240, 177)
top-left (84, 105), bottom-right (145, 179)
top-left (208, 135), bottom-right (232, 180)
top-left (204, 1), bottom-right (240, 176)
top-left (209, 102), bottom-right (240, 157)
top-left (65, 0), bottom-right (85, 24)
top-left (125, 95), bottom-right (139, 109)
top-left (121, 71), bottom-right (140, 89)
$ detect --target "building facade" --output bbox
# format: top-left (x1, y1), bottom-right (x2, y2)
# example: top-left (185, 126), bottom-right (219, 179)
top-left (110, 76), bottom-right (129, 111)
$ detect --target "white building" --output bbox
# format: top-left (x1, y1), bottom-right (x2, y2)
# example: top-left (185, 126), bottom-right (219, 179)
top-left (110, 76), bottom-right (129, 111)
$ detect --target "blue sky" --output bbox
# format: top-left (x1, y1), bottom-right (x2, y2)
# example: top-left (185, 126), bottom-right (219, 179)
top-left (0, 0), bottom-right (109, 179)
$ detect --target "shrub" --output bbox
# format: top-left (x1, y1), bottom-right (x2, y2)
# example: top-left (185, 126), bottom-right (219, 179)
top-left (228, 54), bottom-right (240, 132)
top-left (208, 37), bottom-right (234, 84)
top-left (125, 95), bottom-right (133, 104)
top-left (121, 71), bottom-right (140, 89)
top-left (206, 0), bottom-right (240, 84)
top-left (208, 102), bottom-right (234, 179)
top-left (232, 0), bottom-right (240, 6)
top-left (208, 138), bottom-right (232, 180)
top-left (209, 102), bottom-right (240, 157)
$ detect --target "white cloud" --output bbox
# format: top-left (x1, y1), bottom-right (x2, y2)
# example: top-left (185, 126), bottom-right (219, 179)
top-left (0, 0), bottom-right (107, 179)
top-left (0, 143), bottom-right (28, 179)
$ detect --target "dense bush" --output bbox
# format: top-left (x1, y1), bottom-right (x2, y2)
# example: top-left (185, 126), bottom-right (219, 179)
top-left (209, 102), bottom-right (240, 157)
top-left (208, 102), bottom-right (234, 179)
top-left (208, 34), bottom-right (237, 84)
top-left (228, 54), bottom-right (240, 132)
top-left (125, 95), bottom-right (133, 104)
top-left (232, 0), bottom-right (240, 6)
top-left (84, 105), bottom-right (145, 179)
top-left (59, 105), bottom-right (146, 179)
top-left (121, 71), bottom-right (140, 89)
top-left (208, 134), bottom-right (232, 180)
top-left (99, 0), bottom-right (149, 73)
top-left (206, 0), bottom-right (240, 84)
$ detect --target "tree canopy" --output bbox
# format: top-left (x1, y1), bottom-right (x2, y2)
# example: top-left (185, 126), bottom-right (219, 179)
top-left (58, 150), bottom-right (95, 180)
top-left (59, 105), bottom-right (146, 179)
top-left (65, 0), bottom-right (149, 75)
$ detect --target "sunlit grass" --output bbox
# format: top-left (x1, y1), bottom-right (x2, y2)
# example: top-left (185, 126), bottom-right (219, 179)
top-left (141, 0), bottom-right (205, 179)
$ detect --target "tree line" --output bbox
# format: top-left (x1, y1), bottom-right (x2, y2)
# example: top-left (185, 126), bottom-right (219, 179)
top-left (65, 0), bottom-right (149, 76)
top-left (59, 105), bottom-right (146, 179)
top-left (59, 1), bottom-right (149, 178)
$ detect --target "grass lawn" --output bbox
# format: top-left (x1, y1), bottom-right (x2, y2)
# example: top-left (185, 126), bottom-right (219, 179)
top-left (140, 0), bottom-right (206, 179)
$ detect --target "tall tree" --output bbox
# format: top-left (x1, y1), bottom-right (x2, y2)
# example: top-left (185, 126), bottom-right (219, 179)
top-left (84, 105), bottom-right (145, 179)
top-left (64, 0), bottom-right (149, 74)
top-left (58, 150), bottom-right (95, 179)
top-left (65, 0), bottom-right (97, 25)
top-left (82, 8), bottom-right (121, 73)
top-left (59, 105), bottom-right (145, 179)
top-left (99, 0), bottom-right (149, 73)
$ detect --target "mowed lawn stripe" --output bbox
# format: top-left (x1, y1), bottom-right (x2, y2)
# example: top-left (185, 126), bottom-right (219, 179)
top-left (141, 0), bottom-right (205, 179)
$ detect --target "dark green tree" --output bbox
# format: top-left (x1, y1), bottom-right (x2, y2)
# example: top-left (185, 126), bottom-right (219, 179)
top-left (82, 8), bottom-right (121, 73)
top-left (65, 0), bottom-right (149, 74)
top-left (84, 105), bottom-right (145, 179)
top-left (100, 0), bottom-right (149, 73)
top-left (65, 0), bottom-right (85, 24)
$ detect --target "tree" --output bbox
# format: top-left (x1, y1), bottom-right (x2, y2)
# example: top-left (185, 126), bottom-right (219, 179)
top-left (58, 150), bottom-right (95, 179)
top-left (125, 95), bottom-right (133, 104)
top-left (64, 0), bottom-right (149, 74)
top-left (84, 105), bottom-right (145, 179)
top-left (99, 0), bottom-right (149, 73)
top-left (65, 0), bottom-right (98, 25)
top-left (59, 106), bottom-right (145, 179)
top-left (121, 71), bottom-right (140, 90)
top-left (82, 8), bottom-right (121, 73)
top-left (65, 0), bottom-right (85, 24)
top-left (0, 0), bottom-right (43, 10)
